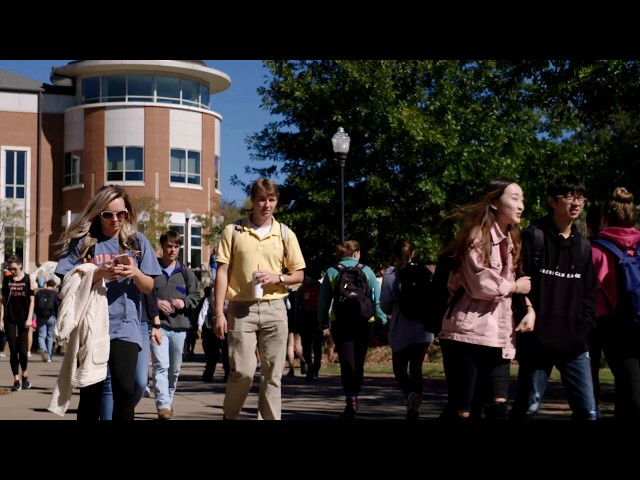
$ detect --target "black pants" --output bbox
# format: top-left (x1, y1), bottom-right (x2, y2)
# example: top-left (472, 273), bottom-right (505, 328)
top-left (331, 319), bottom-right (372, 398)
top-left (440, 339), bottom-right (510, 419)
top-left (299, 314), bottom-right (323, 375)
top-left (392, 342), bottom-right (429, 398)
top-left (5, 321), bottom-right (29, 376)
top-left (78, 339), bottom-right (139, 421)
top-left (600, 314), bottom-right (640, 420)
top-left (201, 327), bottom-right (229, 378)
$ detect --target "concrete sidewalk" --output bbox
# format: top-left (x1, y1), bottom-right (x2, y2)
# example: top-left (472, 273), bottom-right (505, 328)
top-left (0, 351), bottom-right (614, 421)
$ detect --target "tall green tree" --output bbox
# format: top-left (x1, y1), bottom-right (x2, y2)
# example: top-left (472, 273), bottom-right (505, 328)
top-left (241, 60), bottom-right (639, 271)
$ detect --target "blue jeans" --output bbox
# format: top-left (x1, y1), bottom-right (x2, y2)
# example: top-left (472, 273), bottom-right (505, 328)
top-left (511, 350), bottom-right (598, 420)
top-left (150, 328), bottom-right (186, 410)
top-left (101, 321), bottom-right (150, 420)
top-left (36, 315), bottom-right (56, 360)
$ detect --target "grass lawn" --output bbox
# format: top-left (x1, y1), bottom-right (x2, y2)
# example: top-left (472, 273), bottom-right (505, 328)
top-left (321, 345), bottom-right (615, 386)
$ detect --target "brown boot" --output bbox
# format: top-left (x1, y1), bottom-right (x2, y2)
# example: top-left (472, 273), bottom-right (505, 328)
top-left (158, 408), bottom-right (172, 420)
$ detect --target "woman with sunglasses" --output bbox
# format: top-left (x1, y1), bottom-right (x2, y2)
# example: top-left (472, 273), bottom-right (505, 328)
top-left (52, 185), bottom-right (162, 420)
top-left (0, 255), bottom-right (35, 391)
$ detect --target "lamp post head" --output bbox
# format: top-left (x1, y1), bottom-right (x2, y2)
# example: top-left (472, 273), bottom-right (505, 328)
top-left (185, 209), bottom-right (192, 221)
top-left (331, 127), bottom-right (350, 155)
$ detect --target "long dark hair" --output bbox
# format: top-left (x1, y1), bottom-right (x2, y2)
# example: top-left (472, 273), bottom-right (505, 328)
top-left (444, 178), bottom-right (522, 273)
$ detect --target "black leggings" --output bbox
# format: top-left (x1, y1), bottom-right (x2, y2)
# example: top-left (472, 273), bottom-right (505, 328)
top-left (5, 321), bottom-right (29, 376)
top-left (78, 339), bottom-right (139, 421)
top-left (331, 319), bottom-right (372, 398)
top-left (600, 314), bottom-right (640, 421)
top-left (392, 342), bottom-right (429, 398)
top-left (440, 339), bottom-right (510, 419)
top-left (299, 315), bottom-right (323, 374)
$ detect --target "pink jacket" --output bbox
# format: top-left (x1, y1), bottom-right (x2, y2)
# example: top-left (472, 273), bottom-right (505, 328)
top-left (439, 223), bottom-right (517, 359)
top-left (591, 226), bottom-right (640, 319)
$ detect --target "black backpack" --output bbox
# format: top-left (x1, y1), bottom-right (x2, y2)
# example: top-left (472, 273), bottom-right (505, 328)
top-left (397, 262), bottom-right (433, 321)
top-left (423, 254), bottom-right (463, 335)
top-left (333, 263), bottom-right (375, 321)
top-left (35, 290), bottom-right (56, 318)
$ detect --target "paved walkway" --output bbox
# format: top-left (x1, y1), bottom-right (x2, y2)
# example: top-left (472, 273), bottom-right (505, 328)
top-left (0, 351), bottom-right (615, 421)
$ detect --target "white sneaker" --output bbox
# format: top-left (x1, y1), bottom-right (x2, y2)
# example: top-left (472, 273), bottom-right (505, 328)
top-left (47, 358), bottom-right (52, 363)
top-left (27, 352), bottom-right (32, 358)
top-left (0, 352), bottom-right (6, 357)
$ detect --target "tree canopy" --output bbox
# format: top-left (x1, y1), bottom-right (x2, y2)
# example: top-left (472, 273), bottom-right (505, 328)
top-left (238, 60), bottom-right (639, 272)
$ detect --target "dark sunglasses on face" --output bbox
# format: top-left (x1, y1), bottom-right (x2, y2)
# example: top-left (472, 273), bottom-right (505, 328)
top-left (100, 209), bottom-right (128, 220)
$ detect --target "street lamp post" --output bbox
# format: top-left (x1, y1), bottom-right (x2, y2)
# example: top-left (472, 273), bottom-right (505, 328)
top-left (184, 208), bottom-right (192, 266)
top-left (332, 127), bottom-right (350, 244)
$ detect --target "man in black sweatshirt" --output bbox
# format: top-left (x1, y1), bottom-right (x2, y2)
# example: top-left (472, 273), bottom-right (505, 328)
top-left (510, 175), bottom-right (598, 420)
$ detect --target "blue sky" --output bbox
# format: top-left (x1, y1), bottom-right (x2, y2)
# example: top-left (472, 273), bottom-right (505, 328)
top-left (0, 59), bottom-right (272, 204)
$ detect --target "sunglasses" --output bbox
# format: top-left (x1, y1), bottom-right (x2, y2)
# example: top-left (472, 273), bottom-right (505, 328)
top-left (100, 209), bottom-right (128, 220)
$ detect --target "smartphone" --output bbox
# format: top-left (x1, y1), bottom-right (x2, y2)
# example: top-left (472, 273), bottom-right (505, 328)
top-left (113, 254), bottom-right (130, 265)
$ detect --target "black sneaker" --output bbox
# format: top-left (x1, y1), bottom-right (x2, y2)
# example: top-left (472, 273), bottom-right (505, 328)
top-left (300, 361), bottom-right (307, 375)
top-left (21, 377), bottom-right (31, 390)
top-left (338, 398), bottom-right (357, 419)
top-left (11, 380), bottom-right (21, 392)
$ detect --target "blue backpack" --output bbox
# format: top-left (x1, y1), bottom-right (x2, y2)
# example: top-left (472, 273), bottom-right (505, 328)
top-left (592, 238), bottom-right (640, 324)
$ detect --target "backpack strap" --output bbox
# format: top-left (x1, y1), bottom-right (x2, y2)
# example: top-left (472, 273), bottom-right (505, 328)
top-left (592, 238), bottom-right (624, 259)
top-left (530, 225), bottom-right (545, 269)
top-left (231, 218), bottom-right (289, 263)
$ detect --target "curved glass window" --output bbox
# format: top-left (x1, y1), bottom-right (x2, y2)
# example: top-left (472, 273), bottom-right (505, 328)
top-left (81, 74), bottom-right (211, 109)
top-left (102, 75), bottom-right (126, 102)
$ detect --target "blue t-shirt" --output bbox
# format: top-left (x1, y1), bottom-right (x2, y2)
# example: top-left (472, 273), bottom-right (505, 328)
top-left (55, 232), bottom-right (162, 348)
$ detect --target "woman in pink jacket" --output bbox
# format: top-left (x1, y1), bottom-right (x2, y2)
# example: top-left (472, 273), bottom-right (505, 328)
top-left (438, 178), bottom-right (535, 421)
top-left (591, 187), bottom-right (640, 420)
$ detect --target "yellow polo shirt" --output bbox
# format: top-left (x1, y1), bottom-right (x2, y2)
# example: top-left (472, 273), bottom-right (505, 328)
top-left (217, 218), bottom-right (306, 302)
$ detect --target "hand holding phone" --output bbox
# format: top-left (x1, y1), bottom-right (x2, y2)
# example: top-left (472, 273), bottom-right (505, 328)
top-left (113, 254), bottom-right (130, 265)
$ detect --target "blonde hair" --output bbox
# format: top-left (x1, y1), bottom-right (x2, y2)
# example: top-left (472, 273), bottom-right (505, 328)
top-left (55, 185), bottom-right (139, 260)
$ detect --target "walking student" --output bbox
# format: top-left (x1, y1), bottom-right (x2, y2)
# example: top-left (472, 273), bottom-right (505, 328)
top-left (318, 240), bottom-right (387, 419)
top-left (0, 255), bottom-right (35, 391)
top-left (34, 279), bottom-right (60, 363)
top-left (380, 239), bottom-right (434, 420)
top-left (438, 178), bottom-right (534, 421)
top-left (213, 178), bottom-right (306, 420)
top-left (510, 174), bottom-right (598, 421)
top-left (51, 185), bottom-right (162, 420)
top-left (152, 229), bottom-right (201, 420)
top-left (591, 187), bottom-right (640, 420)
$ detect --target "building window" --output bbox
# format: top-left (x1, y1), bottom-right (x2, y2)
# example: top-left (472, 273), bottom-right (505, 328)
top-left (81, 74), bottom-right (211, 109)
top-left (3, 225), bottom-right (25, 261)
top-left (127, 74), bottom-right (154, 102)
top-left (170, 149), bottom-right (201, 185)
top-left (5, 150), bottom-right (26, 199)
top-left (214, 154), bottom-right (220, 190)
top-left (102, 75), bottom-right (126, 102)
top-left (64, 152), bottom-right (81, 186)
top-left (83, 77), bottom-right (100, 104)
top-left (190, 224), bottom-right (202, 269)
top-left (106, 146), bottom-right (144, 182)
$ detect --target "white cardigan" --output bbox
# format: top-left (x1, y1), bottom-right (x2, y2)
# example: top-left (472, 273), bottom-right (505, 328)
top-left (48, 263), bottom-right (110, 417)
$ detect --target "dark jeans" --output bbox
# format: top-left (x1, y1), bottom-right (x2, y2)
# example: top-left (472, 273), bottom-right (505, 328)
top-left (5, 321), bottom-right (29, 376)
top-left (440, 338), bottom-right (510, 419)
top-left (331, 319), bottom-right (372, 398)
top-left (299, 314), bottom-right (323, 375)
top-left (78, 339), bottom-right (139, 421)
top-left (392, 342), bottom-right (429, 398)
top-left (600, 314), bottom-right (640, 420)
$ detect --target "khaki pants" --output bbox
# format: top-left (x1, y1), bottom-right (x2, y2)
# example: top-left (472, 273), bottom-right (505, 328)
top-left (223, 299), bottom-right (288, 420)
